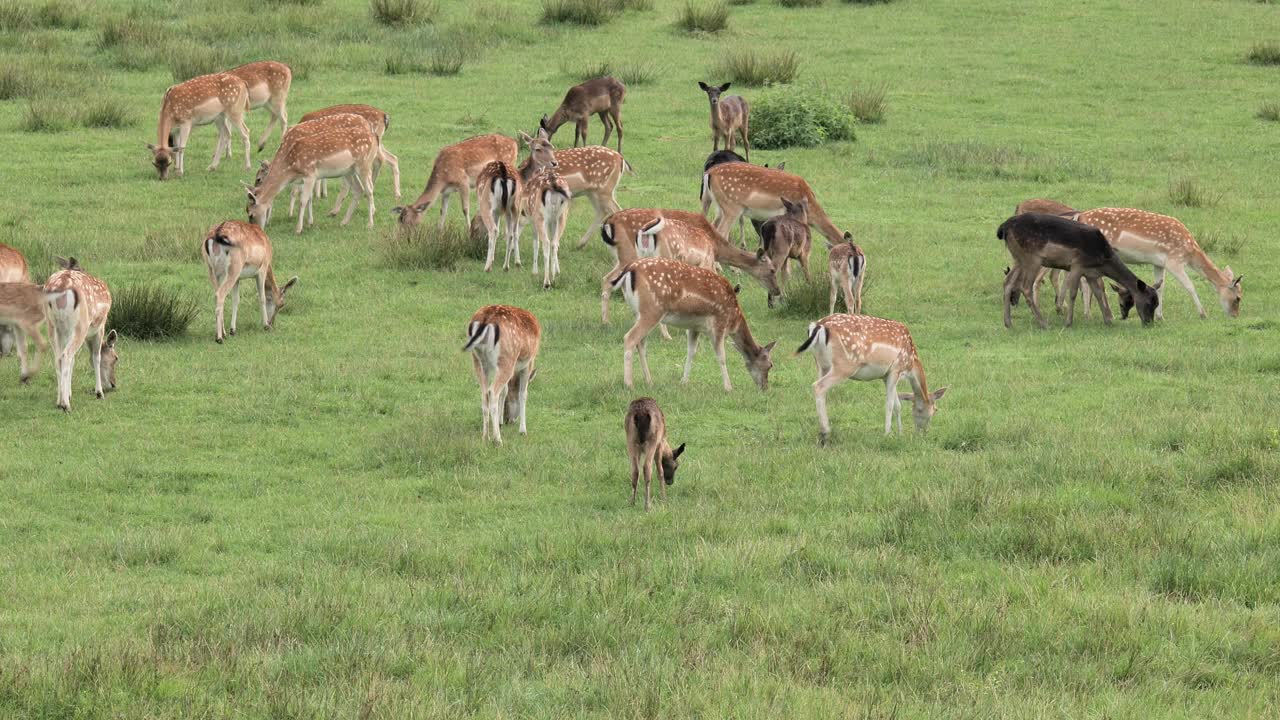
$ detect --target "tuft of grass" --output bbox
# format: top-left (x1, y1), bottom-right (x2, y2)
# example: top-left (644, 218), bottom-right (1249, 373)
top-left (847, 81), bottom-right (888, 123)
top-left (677, 1), bottom-right (729, 32)
top-left (428, 46), bottom-right (466, 76)
top-left (265, 0), bottom-right (322, 5)
top-left (712, 49), bottom-right (799, 86)
top-left (751, 84), bottom-right (856, 149)
top-left (542, 0), bottom-right (617, 25)
top-left (728, 0), bottom-right (754, 4)
top-left (109, 284), bottom-right (200, 340)
top-left (844, 0), bottom-right (893, 4)
top-left (894, 141), bottom-right (1106, 183)
top-left (0, 2), bottom-right (33, 30)
top-left (167, 45), bottom-right (233, 82)
top-left (79, 98), bottom-right (134, 128)
top-left (97, 14), bottom-right (158, 50)
top-left (20, 101), bottom-right (74, 133)
top-left (563, 59), bottom-right (658, 85)
top-left (1246, 42), bottom-right (1280, 66)
top-left (370, 0), bottom-right (437, 26)
top-left (1167, 176), bottom-right (1219, 208)
top-left (1257, 101), bottom-right (1280, 121)
top-left (1197, 228), bottom-right (1248, 257)
top-left (778, 0), bottom-right (823, 6)
top-left (33, 0), bottom-right (84, 28)
top-left (373, 224), bottom-right (485, 271)
top-left (384, 50), bottom-right (427, 75)
top-left (772, 276), bottom-right (832, 318)
top-left (0, 64), bottom-right (39, 101)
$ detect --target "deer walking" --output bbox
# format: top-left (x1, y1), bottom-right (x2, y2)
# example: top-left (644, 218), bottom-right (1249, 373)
top-left (0, 282), bottom-right (51, 384)
top-left (394, 134), bottom-right (518, 231)
top-left (624, 397), bottom-right (686, 512)
top-left (147, 72), bottom-right (250, 180)
top-left (463, 305), bottom-right (541, 445)
top-left (43, 258), bottom-right (117, 411)
top-left (541, 76), bottom-right (626, 152)
top-left (517, 139), bottom-right (631, 251)
top-left (0, 242), bottom-right (31, 357)
top-left (796, 314), bottom-right (948, 444)
top-left (699, 81), bottom-right (749, 160)
top-left (609, 257), bottom-right (777, 391)
top-left (827, 237), bottom-right (866, 314)
top-left (225, 61), bottom-right (291, 152)
top-left (201, 221), bottom-right (298, 343)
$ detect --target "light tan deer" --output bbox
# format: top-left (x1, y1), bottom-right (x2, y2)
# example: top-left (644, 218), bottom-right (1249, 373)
top-left (0, 242), bottom-right (31, 357)
top-left (519, 141), bottom-right (630, 251)
top-left (43, 258), bottom-right (117, 411)
top-left (540, 76), bottom-right (626, 152)
top-left (201, 221), bottom-right (298, 344)
top-left (476, 161), bottom-right (523, 272)
top-left (246, 119), bottom-right (379, 234)
top-left (796, 314), bottom-right (948, 445)
top-left (758, 197), bottom-right (814, 306)
top-left (463, 305), bottom-right (541, 445)
top-left (298, 103), bottom-right (401, 202)
top-left (827, 237), bottom-right (866, 314)
top-left (609, 257), bottom-right (777, 392)
top-left (1077, 207), bottom-right (1242, 319)
top-left (702, 163), bottom-right (847, 245)
top-left (521, 163), bottom-right (572, 289)
top-left (147, 72), bottom-right (250, 180)
top-left (225, 60), bottom-right (291, 152)
top-left (699, 81), bottom-right (750, 160)
top-left (624, 397), bottom-right (686, 512)
top-left (394, 134), bottom-right (519, 231)
top-left (0, 283), bottom-right (50, 383)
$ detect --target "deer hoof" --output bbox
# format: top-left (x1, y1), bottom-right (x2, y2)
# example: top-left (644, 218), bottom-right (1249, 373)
top-left (19, 375), bottom-right (31, 385)
top-left (263, 324), bottom-right (272, 332)
top-left (818, 432), bottom-right (830, 447)
top-left (216, 336), bottom-right (223, 344)
top-left (95, 390), bottom-right (104, 399)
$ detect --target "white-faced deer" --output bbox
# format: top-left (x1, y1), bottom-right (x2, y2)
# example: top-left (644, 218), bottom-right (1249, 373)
top-left (999, 213), bottom-right (1160, 329)
top-left (1077, 207), bottom-right (1242, 320)
top-left (298, 103), bottom-right (402, 202)
top-left (0, 242), bottom-right (31, 356)
top-left (827, 236), bottom-right (865, 314)
top-left (225, 61), bottom-right (291, 152)
top-left (43, 257), bottom-right (117, 411)
top-left (246, 118), bottom-right (379, 234)
top-left (0, 282), bottom-right (51, 384)
top-left (147, 72), bottom-right (251, 180)
top-left (609, 257), bottom-right (777, 391)
top-left (519, 137), bottom-right (630, 250)
top-left (541, 76), bottom-right (626, 152)
top-left (201, 221), bottom-right (298, 344)
top-left (759, 197), bottom-right (813, 307)
top-left (698, 81), bottom-right (749, 161)
top-left (796, 314), bottom-right (948, 444)
top-left (624, 397), bottom-right (686, 512)
top-left (702, 163), bottom-right (847, 247)
top-left (463, 305), bottom-right (541, 445)
top-left (394, 134), bottom-right (519, 231)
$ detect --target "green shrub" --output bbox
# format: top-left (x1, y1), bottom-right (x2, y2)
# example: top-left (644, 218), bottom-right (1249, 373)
top-left (109, 284), bottom-right (200, 340)
top-left (373, 224), bottom-right (485, 271)
top-left (1168, 177), bottom-right (1218, 208)
top-left (1246, 42), bottom-right (1280, 66)
top-left (1257, 101), bottom-right (1280, 121)
top-left (20, 101), bottom-right (73, 133)
top-left (677, 1), bottom-right (729, 32)
top-left (712, 49), bottom-right (799, 86)
top-left (80, 98), bottom-right (134, 128)
top-left (751, 85), bottom-right (855, 149)
top-left (370, 0), bottom-right (437, 26)
top-left (847, 81), bottom-right (887, 123)
top-left (542, 0), bottom-right (616, 24)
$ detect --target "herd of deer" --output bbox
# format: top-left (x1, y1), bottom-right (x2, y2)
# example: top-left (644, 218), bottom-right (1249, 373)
top-left (0, 62), bottom-right (1246, 508)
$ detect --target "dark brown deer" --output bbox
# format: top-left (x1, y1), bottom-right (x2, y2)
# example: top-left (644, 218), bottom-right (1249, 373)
top-left (624, 397), bottom-right (685, 512)
top-left (1011, 198), bottom-right (1102, 317)
top-left (698, 82), bottom-right (750, 161)
top-left (540, 76), bottom-right (626, 152)
top-left (999, 213), bottom-right (1160, 329)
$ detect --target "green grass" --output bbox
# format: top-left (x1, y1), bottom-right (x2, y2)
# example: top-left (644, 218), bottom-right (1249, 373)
top-left (108, 284), bottom-right (200, 340)
top-left (676, 0), bottom-right (729, 32)
top-left (711, 48), bottom-right (800, 86)
top-left (1258, 101), bottom-right (1280, 121)
top-left (2, 1), bottom-right (1280, 717)
top-left (1246, 41), bottom-right (1280, 66)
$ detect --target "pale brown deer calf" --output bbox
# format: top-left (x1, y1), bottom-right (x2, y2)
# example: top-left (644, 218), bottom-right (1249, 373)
top-left (759, 197), bottom-right (813, 307)
top-left (541, 76), bottom-right (626, 152)
top-left (0, 283), bottom-right (51, 383)
top-left (394, 134), bottom-right (519, 231)
top-left (201, 221), bottom-right (298, 343)
top-left (624, 397), bottom-right (686, 512)
top-left (827, 238), bottom-right (865, 315)
top-left (699, 81), bottom-right (750, 160)
top-left (464, 305), bottom-right (541, 445)
top-left (43, 258), bottom-right (117, 411)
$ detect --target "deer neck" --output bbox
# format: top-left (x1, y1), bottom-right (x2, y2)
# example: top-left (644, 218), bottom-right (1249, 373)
top-left (727, 310), bottom-right (762, 360)
top-left (1185, 245), bottom-right (1229, 289)
top-left (157, 104), bottom-right (174, 149)
top-left (255, 163), bottom-right (295, 206)
top-left (905, 355), bottom-right (929, 403)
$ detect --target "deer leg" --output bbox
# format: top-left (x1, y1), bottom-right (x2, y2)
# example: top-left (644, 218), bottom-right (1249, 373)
top-left (174, 124), bottom-right (193, 176)
top-left (14, 327), bottom-right (29, 383)
top-left (682, 330), bottom-right (700, 384)
top-left (1063, 268), bottom-right (1083, 327)
top-left (328, 179), bottom-right (350, 217)
top-left (234, 113), bottom-right (252, 170)
top-left (361, 166), bottom-right (377, 228)
top-left (813, 371), bottom-right (841, 446)
top-left (489, 359), bottom-right (516, 446)
top-left (637, 336), bottom-right (652, 386)
top-left (894, 389), bottom-right (903, 434)
top-left (829, 277), bottom-right (839, 315)
top-left (740, 125), bottom-right (750, 162)
top-left (550, 205), bottom-right (567, 281)
top-left (296, 176), bottom-right (317, 234)
top-left (1166, 263), bottom-right (1203, 318)
top-left (713, 333), bottom-right (732, 392)
top-left (598, 111), bottom-right (612, 148)
top-left (622, 317), bottom-right (658, 389)
top-left (1021, 265), bottom-right (1049, 329)
top-left (610, 107), bottom-right (623, 153)
top-left (1087, 276), bottom-right (1112, 325)
top-left (575, 195), bottom-right (607, 250)
top-left (254, 109), bottom-right (279, 154)
top-left (340, 175), bottom-right (363, 226)
top-left (208, 117), bottom-right (229, 171)
top-left (516, 363), bottom-right (531, 435)
top-left (1003, 265), bottom-right (1021, 329)
top-left (884, 372), bottom-right (900, 434)
top-left (602, 264), bottom-right (621, 324)
top-left (798, 252), bottom-right (812, 282)
top-left (1150, 265), bottom-right (1166, 320)
top-left (473, 355), bottom-right (490, 441)
top-left (629, 451), bottom-right (640, 505)
top-left (482, 205), bottom-right (499, 273)
top-left (437, 191), bottom-right (452, 232)
top-left (379, 147), bottom-right (401, 200)
top-left (713, 205), bottom-right (743, 241)
top-left (255, 273), bottom-right (271, 330)
top-left (89, 330), bottom-right (104, 399)
top-left (539, 216), bottom-right (553, 289)
top-left (642, 445), bottom-right (655, 512)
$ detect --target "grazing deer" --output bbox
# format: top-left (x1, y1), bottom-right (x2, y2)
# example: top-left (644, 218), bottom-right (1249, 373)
top-left (1012, 198), bottom-right (1099, 316)
top-left (796, 314), bottom-right (948, 444)
top-left (298, 103), bottom-right (402, 202)
top-left (394, 134), bottom-right (519, 231)
top-left (518, 138), bottom-right (631, 251)
top-left (201, 221), bottom-right (298, 344)
top-left (225, 61), bottom-right (291, 152)
top-left (624, 397), bottom-right (686, 512)
top-left (759, 197), bottom-right (813, 307)
top-left (0, 242), bottom-right (31, 356)
top-left (246, 119), bottom-right (379, 234)
top-left (0, 283), bottom-right (51, 383)
top-left (147, 72), bottom-right (251, 180)
top-left (540, 76), bottom-right (626, 152)
top-left (1076, 207), bottom-right (1242, 319)
top-left (999, 213), bottom-right (1160, 328)
top-left (827, 237), bottom-right (866, 315)
top-left (609, 257), bottom-right (777, 391)
top-left (700, 149), bottom-right (784, 246)
top-left (463, 305), bottom-right (541, 445)
top-left (702, 163), bottom-right (847, 247)
top-left (43, 257), bottom-right (116, 411)
top-left (698, 81), bottom-right (750, 160)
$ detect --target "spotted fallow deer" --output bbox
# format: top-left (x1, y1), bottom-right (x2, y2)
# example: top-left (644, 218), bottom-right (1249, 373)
top-left (699, 81), bottom-right (750, 161)
top-left (393, 134), bottom-right (519, 231)
top-left (201, 221), bottom-right (298, 344)
top-left (0, 282), bottom-right (50, 383)
top-left (0, 242), bottom-right (31, 356)
top-left (147, 72), bottom-right (251, 180)
top-left (43, 257), bottom-right (117, 412)
top-left (796, 314), bottom-right (948, 444)
top-left (827, 237), bottom-right (866, 315)
top-left (246, 119), bottom-right (379, 234)
top-left (298, 103), bottom-right (401, 202)
top-left (541, 76), bottom-right (626, 152)
top-left (476, 161), bottom-right (522, 273)
top-left (463, 304), bottom-right (541, 445)
top-left (702, 163), bottom-right (847, 246)
top-left (521, 135), bottom-right (632, 250)
top-left (1076, 207), bottom-right (1242, 320)
top-left (624, 397), bottom-right (685, 512)
top-left (225, 61), bottom-right (291, 152)
top-left (609, 257), bottom-right (777, 392)
top-left (518, 148), bottom-right (572, 290)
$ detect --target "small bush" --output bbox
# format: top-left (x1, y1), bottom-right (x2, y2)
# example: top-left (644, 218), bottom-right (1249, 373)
top-left (1246, 42), bottom-right (1280, 66)
top-left (370, 0), bottom-right (437, 26)
top-left (712, 49), bottom-right (799, 86)
top-left (542, 0), bottom-right (616, 25)
top-left (168, 45), bottom-right (233, 82)
top-left (1257, 101), bottom-right (1280, 121)
top-left (752, 84), bottom-right (855, 149)
top-left (20, 101), bottom-right (74, 133)
top-left (373, 224), bottom-right (485, 271)
top-left (428, 46), bottom-right (465, 76)
top-left (1168, 177), bottom-right (1219, 208)
top-left (110, 284), bottom-right (199, 340)
top-left (772, 276), bottom-right (832, 318)
top-left (778, 0), bottom-right (823, 6)
top-left (677, 1), bottom-right (729, 32)
top-left (1197, 229), bottom-right (1249, 257)
top-left (847, 81), bottom-right (887, 123)
top-left (80, 98), bottom-right (134, 128)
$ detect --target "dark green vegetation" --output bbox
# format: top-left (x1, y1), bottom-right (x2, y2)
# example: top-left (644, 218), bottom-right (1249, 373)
top-left (1, 0), bottom-right (1278, 717)
top-left (751, 84), bottom-right (856, 148)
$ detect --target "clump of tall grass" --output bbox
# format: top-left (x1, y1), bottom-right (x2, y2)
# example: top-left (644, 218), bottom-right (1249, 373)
top-left (1168, 177), bottom-right (1219, 208)
top-left (109, 284), bottom-right (200, 340)
top-left (0, 2), bottom-right (33, 30)
top-left (563, 59), bottom-right (658, 85)
top-left (168, 45), bottom-right (234, 82)
top-left (712, 49), bottom-right (799, 86)
top-left (778, 0), bottom-right (823, 6)
top-left (677, 1), bottom-right (729, 32)
top-left (33, 0), bottom-right (84, 28)
top-left (1246, 42), bottom-right (1280, 66)
top-left (847, 81), bottom-right (887, 123)
top-left (542, 0), bottom-right (616, 25)
top-left (373, 224), bottom-right (485, 271)
top-left (97, 13), bottom-right (160, 50)
top-left (844, 0), bottom-right (893, 4)
top-left (0, 64), bottom-right (40, 100)
top-left (893, 141), bottom-right (1106, 183)
top-left (751, 84), bottom-right (855, 149)
top-left (1197, 229), bottom-right (1248, 256)
top-left (80, 98), bottom-right (134, 128)
top-left (266, 0), bottom-right (323, 5)
top-left (428, 46), bottom-right (466, 76)
top-left (1257, 101), bottom-right (1280, 121)
top-left (20, 101), bottom-right (74, 133)
top-left (370, 0), bottom-right (438, 26)
top-left (771, 276), bottom-right (831, 318)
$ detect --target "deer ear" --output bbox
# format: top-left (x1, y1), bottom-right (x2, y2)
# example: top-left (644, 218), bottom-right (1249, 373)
top-left (519, 131), bottom-right (533, 146)
top-left (931, 387), bottom-right (948, 402)
top-left (145, 142), bottom-right (158, 152)
top-left (698, 81), bottom-right (710, 91)
top-left (1232, 274), bottom-right (1243, 287)
top-left (1151, 279), bottom-right (1163, 291)
top-left (105, 330), bottom-right (117, 348)
top-left (719, 82), bottom-right (731, 92)
top-left (390, 206), bottom-right (404, 216)
top-left (763, 340), bottom-right (778, 353)
top-left (673, 442), bottom-right (686, 459)
top-left (259, 160), bottom-right (269, 170)
top-left (755, 248), bottom-right (765, 260)
top-left (539, 114), bottom-right (550, 129)
top-left (282, 276), bottom-right (298, 294)
top-left (775, 161), bottom-right (785, 171)
top-left (842, 231), bottom-right (853, 241)
top-left (55, 256), bottom-right (69, 268)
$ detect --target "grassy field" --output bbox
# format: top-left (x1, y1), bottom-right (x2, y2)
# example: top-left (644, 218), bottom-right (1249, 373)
top-left (2, 0), bottom-right (1279, 716)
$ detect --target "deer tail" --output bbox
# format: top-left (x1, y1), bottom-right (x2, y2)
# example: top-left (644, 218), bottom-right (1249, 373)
top-left (794, 322), bottom-right (826, 356)
top-left (622, 158), bottom-right (636, 176)
top-left (462, 321), bottom-right (499, 352)
top-left (633, 409), bottom-right (651, 444)
top-left (601, 221), bottom-right (616, 247)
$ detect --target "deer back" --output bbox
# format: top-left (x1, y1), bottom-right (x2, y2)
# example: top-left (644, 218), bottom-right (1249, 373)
top-left (552, 145), bottom-right (624, 194)
top-left (300, 104), bottom-right (388, 139)
top-left (468, 305), bottom-right (541, 365)
top-left (44, 268), bottom-right (112, 328)
top-left (227, 61), bottom-right (291, 99)
top-left (163, 72), bottom-right (248, 124)
top-left (0, 243), bottom-right (30, 283)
